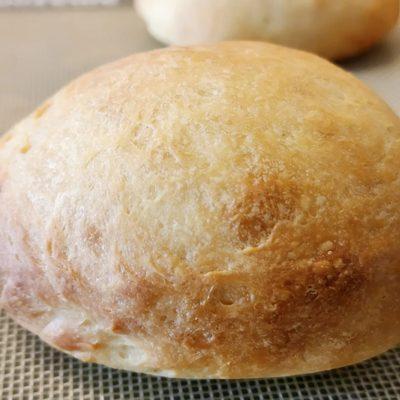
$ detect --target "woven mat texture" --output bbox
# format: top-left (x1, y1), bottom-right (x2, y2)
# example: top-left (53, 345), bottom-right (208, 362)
top-left (1, 311), bottom-right (399, 400)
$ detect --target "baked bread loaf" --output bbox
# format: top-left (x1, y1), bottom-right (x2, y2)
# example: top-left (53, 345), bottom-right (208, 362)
top-left (136, 0), bottom-right (399, 60)
top-left (1, 42), bottom-right (399, 379)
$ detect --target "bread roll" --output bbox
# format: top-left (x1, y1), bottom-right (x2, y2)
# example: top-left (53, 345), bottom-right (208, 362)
top-left (0, 42), bottom-right (399, 378)
top-left (136, 0), bottom-right (399, 60)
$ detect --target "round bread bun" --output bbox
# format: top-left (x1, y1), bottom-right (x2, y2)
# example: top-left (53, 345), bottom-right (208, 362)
top-left (136, 0), bottom-right (399, 60)
top-left (1, 42), bottom-right (399, 379)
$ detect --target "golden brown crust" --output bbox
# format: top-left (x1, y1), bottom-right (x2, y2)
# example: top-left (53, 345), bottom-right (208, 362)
top-left (0, 42), bottom-right (399, 378)
top-left (136, 0), bottom-right (399, 60)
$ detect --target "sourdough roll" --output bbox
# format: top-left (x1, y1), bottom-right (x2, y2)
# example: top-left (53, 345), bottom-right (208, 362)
top-left (0, 42), bottom-right (399, 378)
top-left (136, 0), bottom-right (399, 60)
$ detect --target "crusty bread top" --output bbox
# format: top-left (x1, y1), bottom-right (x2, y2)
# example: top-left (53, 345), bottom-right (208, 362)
top-left (0, 42), bottom-right (399, 378)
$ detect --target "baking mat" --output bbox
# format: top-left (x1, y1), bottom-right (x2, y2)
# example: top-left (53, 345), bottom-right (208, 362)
top-left (1, 310), bottom-right (399, 400)
top-left (0, 7), bottom-right (399, 400)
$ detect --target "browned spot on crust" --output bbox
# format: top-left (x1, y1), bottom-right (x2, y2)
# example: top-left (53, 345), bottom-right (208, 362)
top-left (1, 266), bottom-right (58, 319)
top-left (86, 225), bottom-right (102, 245)
top-left (111, 319), bottom-right (131, 334)
top-left (52, 331), bottom-right (102, 352)
top-left (85, 225), bottom-right (103, 255)
top-left (232, 173), bottom-right (298, 247)
top-left (19, 143), bottom-right (31, 154)
top-left (121, 277), bottom-right (161, 313)
top-left (104, 271), bottom-right (166, 336)
top-left (46, 240), bottom-right (52, 255)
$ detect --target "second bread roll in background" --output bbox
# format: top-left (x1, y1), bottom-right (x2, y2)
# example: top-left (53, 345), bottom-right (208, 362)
top-left (136, 0), bottom-right (399, 60)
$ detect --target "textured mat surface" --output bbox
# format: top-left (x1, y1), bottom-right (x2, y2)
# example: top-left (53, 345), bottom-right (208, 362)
top-left (1, 311), bottom-right (399, 400)
top-left (0, 313), bottom-right (400, 400)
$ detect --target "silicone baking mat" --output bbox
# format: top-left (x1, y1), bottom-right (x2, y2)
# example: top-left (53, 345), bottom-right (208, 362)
top-left (1, 311), bottom-right (399, 399)
top-left (0, 6), bottom-right (399, 400)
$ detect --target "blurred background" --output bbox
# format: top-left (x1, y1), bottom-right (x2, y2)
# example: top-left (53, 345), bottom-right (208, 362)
top-left (0, 1), bottom-right (160, 133)
top-left (0, 2), bottom-right (399, 133)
